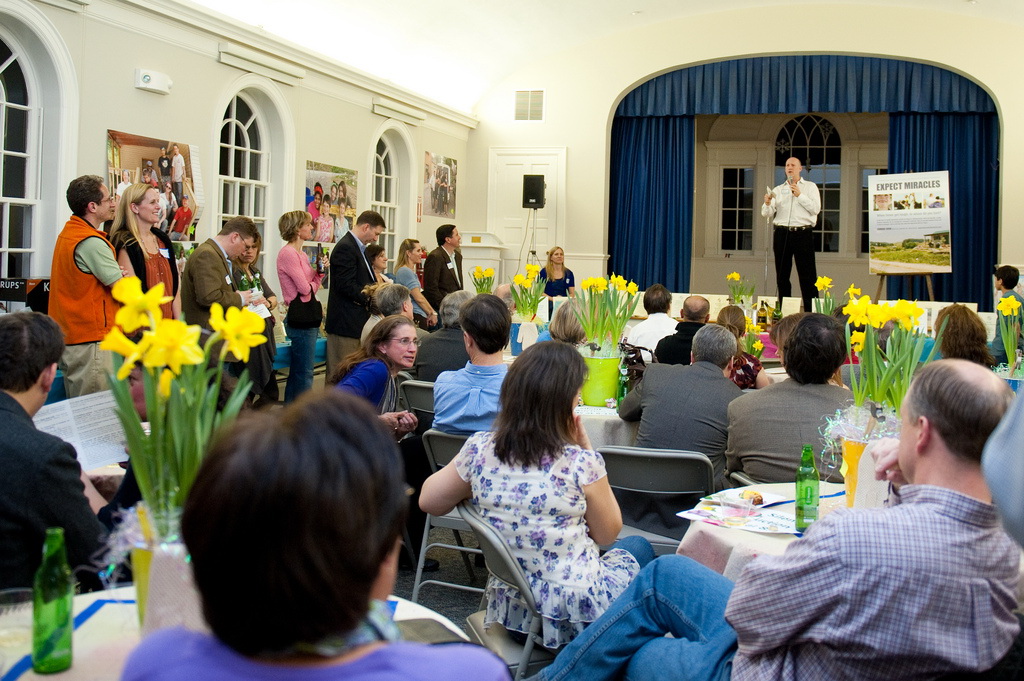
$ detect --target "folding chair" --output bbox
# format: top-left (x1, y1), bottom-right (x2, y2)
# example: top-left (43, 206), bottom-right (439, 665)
top-left (411, 429), bottom-right (483, 602)
top-left (398, 379), bottom-right (435, 432)
top-left (598, 446), bottom-right (715, 555)
top-left (459, 501), bottom-right (557, 681)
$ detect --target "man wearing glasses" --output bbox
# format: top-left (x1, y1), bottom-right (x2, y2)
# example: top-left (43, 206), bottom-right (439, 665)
top-left (180, 216), bottom-right (266, 330)
top-left (49, 175), bottom-right (122, 397)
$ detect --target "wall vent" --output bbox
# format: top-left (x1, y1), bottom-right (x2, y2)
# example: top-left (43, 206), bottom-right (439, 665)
top-left (514, 90), bottom-right (544, 121)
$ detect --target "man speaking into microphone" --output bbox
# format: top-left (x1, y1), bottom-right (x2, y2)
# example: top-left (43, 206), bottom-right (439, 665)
top-left (762, 157), bottom-right (821, 312)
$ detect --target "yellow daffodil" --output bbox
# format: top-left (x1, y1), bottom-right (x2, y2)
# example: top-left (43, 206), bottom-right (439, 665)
top-left (843, 295), bottom-right (872, 327)
top-left (483, 268), bottom-right (494, 277)
top-left (157, 368), bottom-right (175, 399)
top-left (141, 318), bottom-right (205, 374)
top-left (524, 278), bottom-right (535, 288)
top-left (726, 272), bottom-right (741, 281)
top-left (814, 276), bottom-right (833, 292)
top-left (100, 327), bottom-right (149, 380)
top-left (850, 330), bottom-right (866, 353)
top-left (525, 264), bottom-right (541, 277)
top-left (473, 265), bottom-right (483, 276)
top-left (752, 340), bottom-right (764, 352)
top-left (890, 299), bottom-right (924, 331)
top-left (626, 282), bottom-right (639, 295)
top-left (846, 284), bottom-right (861, 299)
top-left (866, 303), bottom-right (893, 329)
top-left (513, 273), bottom-right (527, 287)
top-left (998, 295), bottom-right (1023, 317)
top-left (112, 277), bottom-right (172, 332)
top-left (208, 303), bottom-right (267, 364)
top-left (591, 277), bottom-right (609, 292)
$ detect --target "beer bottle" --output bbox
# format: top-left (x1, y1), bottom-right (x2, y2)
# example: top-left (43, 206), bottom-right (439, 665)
top-left (32, 527), bottom-right (73, 673)
top-left (795, 445), bottom-right (819, 532)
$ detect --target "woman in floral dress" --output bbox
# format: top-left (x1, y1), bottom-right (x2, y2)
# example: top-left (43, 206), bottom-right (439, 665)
top-left (420, 341), bottom-right (654, 649)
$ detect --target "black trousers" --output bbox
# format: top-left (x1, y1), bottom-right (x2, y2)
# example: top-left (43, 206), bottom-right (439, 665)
top-left (773, 227), bottom-right (817, 312)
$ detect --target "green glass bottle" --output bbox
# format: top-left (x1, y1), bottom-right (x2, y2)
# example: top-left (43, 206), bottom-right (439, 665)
top-left (795, 444), bottom-right (819, 532)
top-left (32, 527), bottom-right (73, 674)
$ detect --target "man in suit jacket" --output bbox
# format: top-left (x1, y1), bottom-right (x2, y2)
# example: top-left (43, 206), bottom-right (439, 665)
top-left (180, 216), bottom-right (263, 330)
top-left (726, 313), bottom-right (852, 483)
top-left (620, 324), bottom-right (743, 490)
top-left (412, 290), bottom-right (473, 381)
top-left (325, 210), bottom-right (386, 376)
top-left (422, 224), bottom-right (463, 311)
top-left (655, 295), bottom-right (710, 365)
top-left (0, 312), bottom-right (107, 590)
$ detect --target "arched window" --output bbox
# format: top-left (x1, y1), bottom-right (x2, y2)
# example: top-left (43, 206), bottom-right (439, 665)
top-left (372, 137), bottom-right (398, 263)
top-left (0, 38), bottom-right (33, 279)
top-left (219, 94), bottom-right (268, 244)
top-left (774, 114), bottom-right (842, 253)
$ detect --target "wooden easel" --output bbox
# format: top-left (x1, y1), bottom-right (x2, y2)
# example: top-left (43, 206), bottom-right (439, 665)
top-left (875, 274), bottom-right (935, 302)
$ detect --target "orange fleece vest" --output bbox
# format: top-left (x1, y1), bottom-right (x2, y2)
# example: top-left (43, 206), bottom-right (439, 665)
top-left (49, 215), bottom-right (119, 345)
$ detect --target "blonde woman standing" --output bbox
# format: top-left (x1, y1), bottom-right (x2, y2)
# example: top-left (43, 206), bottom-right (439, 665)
top-left (394, 238), bottom-right (437, 329)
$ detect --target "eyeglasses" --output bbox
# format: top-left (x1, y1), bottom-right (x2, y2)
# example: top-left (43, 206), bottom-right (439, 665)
top-left (388, 337), bottom-right (420, 347)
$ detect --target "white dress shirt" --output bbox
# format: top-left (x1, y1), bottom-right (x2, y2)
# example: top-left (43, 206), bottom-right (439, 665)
top-left (761, 178), bottom-right (821, 227)
top-left (626, 312), bottom-right (679, 362)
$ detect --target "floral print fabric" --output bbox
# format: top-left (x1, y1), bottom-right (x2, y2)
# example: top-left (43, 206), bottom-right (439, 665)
top-left (454, 432), bottom-right (640, 648)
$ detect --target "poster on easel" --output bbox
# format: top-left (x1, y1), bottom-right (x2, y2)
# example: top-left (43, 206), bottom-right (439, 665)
top-left (867, 170), bottom-right (951, 275)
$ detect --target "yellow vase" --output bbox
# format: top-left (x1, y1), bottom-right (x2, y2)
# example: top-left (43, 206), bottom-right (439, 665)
top-left (841, 439), bottom-right (868, 508)
top-left (131, 546), bottom-right (153, 626)
top-left (581, 356), bottom-right (621, 407)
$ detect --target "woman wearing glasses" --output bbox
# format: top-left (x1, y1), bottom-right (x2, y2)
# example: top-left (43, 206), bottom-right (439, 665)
top-left (331, 315), bottom-right (419, 438)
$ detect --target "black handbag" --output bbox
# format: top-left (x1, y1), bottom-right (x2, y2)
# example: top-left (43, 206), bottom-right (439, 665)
top-left (285, 294), bottom-right (323, 329)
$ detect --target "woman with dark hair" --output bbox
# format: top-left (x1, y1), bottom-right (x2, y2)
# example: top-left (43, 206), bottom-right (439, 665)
top-left (716, 305), bottom-right (768, 390)
top-left (331, 315), bottom-right (418, 438)
top-left (365, 243), bottom-right (392, 285)
top-left (933, 304), bottom-right (996, 368)
top-left (122, 391), bottom-right (507, 680)
top-left (110, 182), bottom-right (181, 319)
top-left (420, 341), bottom-right (654, 649)
top-left (231, 232), bottom-right (278, 406)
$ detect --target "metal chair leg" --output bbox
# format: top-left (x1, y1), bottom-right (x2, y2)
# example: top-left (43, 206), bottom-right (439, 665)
top-left (452, 529), bottom-right (477, 581)
top-left (410, 514), bottom-right (433, 603)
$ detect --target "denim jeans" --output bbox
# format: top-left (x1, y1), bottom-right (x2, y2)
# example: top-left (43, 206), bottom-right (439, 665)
top-left (610, 535), bottom-right (656, 570)
top-left (534, 555), bottom-right (737, 681)
top-left (283, 324), bottom-right (318, 403)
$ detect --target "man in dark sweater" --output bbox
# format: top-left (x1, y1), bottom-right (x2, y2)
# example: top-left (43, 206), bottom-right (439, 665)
top-left (655, 295), bottom-right (709, 365)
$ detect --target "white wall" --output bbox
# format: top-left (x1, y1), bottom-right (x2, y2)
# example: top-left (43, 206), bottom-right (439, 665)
top-left (464, 4), bottom-right (1024, 300)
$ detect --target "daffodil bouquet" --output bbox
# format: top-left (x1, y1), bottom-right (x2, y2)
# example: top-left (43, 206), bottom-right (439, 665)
top-left (100, 277), bottom-right (267, 538)
top-left (471, 266), bottom-right (495, 295)
top-left (842, 295), bottom-right (938, 414)
top-left (996, 294), bottom-right (1022, 373)
top-left (813, 276), bottom-right (835, 315)
top-left (575, 274), bottom-right (640, 357)
top-left (725, 271), bottom-right (755, 306)
top-left (510, 264), bottom-right (546, 321)
top-left (741, 316), bottom-right (765, 359)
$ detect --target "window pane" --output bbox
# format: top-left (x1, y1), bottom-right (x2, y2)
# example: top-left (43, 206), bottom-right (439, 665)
top-left (0, 61), bottom-right (28, 107)
top-left (3, 154), bottom-right (26, 198)
top-left (721, 231), bottom-right (736, 251)
top-left (238, 184), bottom-right (248, 216)
top-left (6, 251), bottom-right (27, 277)
top-left (254, 186), bottom-right (265, 217)
top-left (723, 189), bottom-right (737, 209)
top-left (247, 118), bottom-right (260, 150)
top-left (5, 107), bottom-right (27, 153)
top-left (219, 145), bottom-right (230, 176)
top-left (9, 203), bottom-right (29, 247)
top-left (249, 152), bottom-right (261, 181)
top-left (222, 181), bottom-right (233, 214)
top-left (233, 149), bottom-right (245, 180)
top-left (235, 97), bottom-right (253, 124)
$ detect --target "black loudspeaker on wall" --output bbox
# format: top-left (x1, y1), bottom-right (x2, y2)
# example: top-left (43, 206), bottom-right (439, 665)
top-left (522, 174), bottom-right (546, 209)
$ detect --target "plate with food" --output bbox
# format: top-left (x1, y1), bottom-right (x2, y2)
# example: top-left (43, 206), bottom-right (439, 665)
top-left (700, 488), bottom-right (787, 508)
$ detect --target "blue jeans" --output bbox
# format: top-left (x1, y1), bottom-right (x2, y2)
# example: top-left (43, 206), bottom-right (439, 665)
top-left (610, 535), bottom-right (656, 570)
top-left (534, 556), bottom-right (737, 681)
top-left (283, 324), bottom-right (318, 403)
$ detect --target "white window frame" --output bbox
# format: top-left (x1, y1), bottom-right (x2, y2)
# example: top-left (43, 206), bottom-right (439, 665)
top-left (0, 39), bottom-right (38, 281)
top-left (371, 136), bottom-right (398, 266)
top-left (218, 93), bottom-right (269, 249)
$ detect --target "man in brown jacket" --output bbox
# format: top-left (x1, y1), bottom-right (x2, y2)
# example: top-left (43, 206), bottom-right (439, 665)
top-left (180, 216), bottom-right (265, 330)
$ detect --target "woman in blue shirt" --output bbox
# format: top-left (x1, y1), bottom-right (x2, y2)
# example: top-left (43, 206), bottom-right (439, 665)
top-left (393, 238), bottom-right (438, 329)
top-left (540, 246), bottom-right (575, 299)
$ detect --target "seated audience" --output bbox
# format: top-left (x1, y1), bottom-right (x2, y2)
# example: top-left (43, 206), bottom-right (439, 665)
top-left (625, 284), bottom-right (677, 362)
top-left (533, 359), bottom-right (1019, 681)
top-left (412, 290), bottom-right (472, 381)
top-left (433, 294), bottom-right (511, 434)
top-left (536, 298), bottom-right (586, 345)
top-left (933, 303), bottom-right (995, 368)
top-left (0, 312), bottom-right (106, 591)
top-left (716, 305), bottom-right (769, 390)
top-left (360, 283), bottom-right (427, 344)
top-left (655, 295), bottom-right (709, 365)
top-left (619, 324), bottom-right (743, 491)
top-left (983, 376), bottom-right (1024, 545)
top-left (992, 264), bottom-right (1024, 365)
top-left (726, 313), bottom-right (852, 483)
top-left (122, 391), bottom-right (507, 681)
top-left (331, 315), bottom-right (418, 439)
top-left (493, 282), bottom-right (514, 311)
top-left (766, 311), bottom-right (807, 365)
top-left (421, 342), bottom-right (654, 649)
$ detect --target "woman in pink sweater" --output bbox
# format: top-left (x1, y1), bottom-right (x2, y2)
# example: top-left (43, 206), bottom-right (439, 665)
top-left (276, 210), bottom-right (325, 402)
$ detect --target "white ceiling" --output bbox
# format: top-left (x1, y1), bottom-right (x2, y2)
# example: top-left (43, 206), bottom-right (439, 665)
top-left (189, 0), bottom-right (1021, 113)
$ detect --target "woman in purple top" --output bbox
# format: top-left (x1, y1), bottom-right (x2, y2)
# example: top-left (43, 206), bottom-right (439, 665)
top-left (121, 390), bottom-right (509, 681)
top-left (276, 210), bottom-right (325, 403)
top-left (717, 305), bottom-right (769, 390)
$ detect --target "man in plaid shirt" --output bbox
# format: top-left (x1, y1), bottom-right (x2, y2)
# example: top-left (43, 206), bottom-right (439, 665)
top-left (533, 359), bottom-right (1019, 681)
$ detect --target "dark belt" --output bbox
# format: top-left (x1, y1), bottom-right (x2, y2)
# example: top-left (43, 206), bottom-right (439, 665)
top-left (774, 225), bottom-right (813, 231)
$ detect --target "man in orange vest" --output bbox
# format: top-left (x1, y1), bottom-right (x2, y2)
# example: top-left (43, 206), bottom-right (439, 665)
top-left (49, 175), bottom-right (121, 397)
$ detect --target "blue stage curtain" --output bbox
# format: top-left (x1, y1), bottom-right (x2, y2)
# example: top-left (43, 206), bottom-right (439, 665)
top-left (886, 113), bottom-right (1000, 310)
top-left (610, 55), bottom-right (997, 298)
top-left (609, 116), bottom-right (694, 291)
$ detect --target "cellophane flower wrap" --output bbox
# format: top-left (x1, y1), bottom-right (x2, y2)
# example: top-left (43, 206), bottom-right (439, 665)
top-left (471, 266), bottom-right (495, 295)
top-left (725, 271), bottom-right (755, 306)
top-left (99, 277), bottom-right (267, 540)
top-left (574, 274), bottom-right (640, 358)
top-left (509, 264), bottom-right (546, 322)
